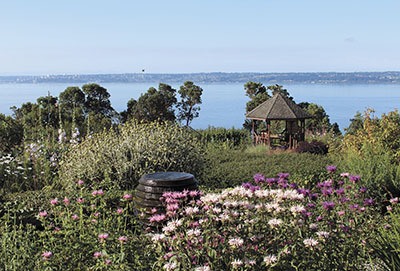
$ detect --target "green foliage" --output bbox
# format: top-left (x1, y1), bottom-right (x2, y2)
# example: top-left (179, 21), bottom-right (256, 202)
top-left (197, 127), bottom-right (251, 147)
top-left (123, 83), bottom-right (177, 123)
top-left (202, 145), bottom-right (333, 189)
top-left (0, 113), bottom-right (23, 153)
top-left (335, 143), bottom-right (400, 200)
top-left (0, 186), bottom-right (154, 270)
top-left (177, 81), bottom-right (203, 126)
top-left (339, 109), bottom-right (400, 198)
top-left (373, 203), bottom-right (400, 271)
top-left (244, 81), bottom-right (270, 113)
top-left (58, 121), bottom-right (205, 190)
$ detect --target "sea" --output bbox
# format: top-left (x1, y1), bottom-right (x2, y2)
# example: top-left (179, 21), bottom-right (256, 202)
top-left (1, 82), bottom-right (400, 132)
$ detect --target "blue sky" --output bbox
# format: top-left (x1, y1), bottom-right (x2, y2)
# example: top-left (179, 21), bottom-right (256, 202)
top-left (1, 0), bottom-right (399, 75)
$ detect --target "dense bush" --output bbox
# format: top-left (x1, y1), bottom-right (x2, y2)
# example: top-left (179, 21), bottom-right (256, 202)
top-left (373, 198), bottom-right (400, 270)
top-left (202, 145), bottom-right (333, 189)
top-left (148, 168), bottom-right (380, 270)
top-left (0, 183), bottom-right (154, 270)
top-left (197, 127), bottom-right (251, 147)
top-left (58, 121), bottom-right (205, 190)
top-left (295, 140), bottom-right (329, 155)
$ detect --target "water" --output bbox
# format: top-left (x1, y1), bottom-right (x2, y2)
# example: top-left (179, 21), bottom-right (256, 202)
top-left (0, 82), bottom-right (400, 131)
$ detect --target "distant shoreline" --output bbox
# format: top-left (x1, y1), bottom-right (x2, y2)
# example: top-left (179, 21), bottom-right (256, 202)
top-left (1, 71), bottom-right (400, 85)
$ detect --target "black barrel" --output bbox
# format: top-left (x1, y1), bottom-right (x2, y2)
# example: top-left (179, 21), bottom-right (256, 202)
top-left (135, 172), bottom-right (198, 211)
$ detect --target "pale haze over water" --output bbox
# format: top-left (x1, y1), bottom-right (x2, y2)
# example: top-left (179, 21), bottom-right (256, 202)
top-left (1, 83), bottom-right (400, 132)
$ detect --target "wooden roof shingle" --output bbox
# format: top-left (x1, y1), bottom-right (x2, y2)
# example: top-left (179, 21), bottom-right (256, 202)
top-left (246, 92), bottom-right (312, 121)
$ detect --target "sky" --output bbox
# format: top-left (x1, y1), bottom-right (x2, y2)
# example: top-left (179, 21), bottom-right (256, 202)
top-left (1, 0), bottom-right (400, 75)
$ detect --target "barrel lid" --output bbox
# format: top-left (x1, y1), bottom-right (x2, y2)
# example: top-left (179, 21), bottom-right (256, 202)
top-left (139, 172), bottom-right (195, 186)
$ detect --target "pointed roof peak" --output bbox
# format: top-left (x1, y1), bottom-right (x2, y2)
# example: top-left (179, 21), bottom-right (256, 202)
top-left (246, 92), bottom-right (312, 120)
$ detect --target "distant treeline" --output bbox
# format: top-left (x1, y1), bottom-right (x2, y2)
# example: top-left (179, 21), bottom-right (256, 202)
top-left (1, 71), bottom-right (400, 84)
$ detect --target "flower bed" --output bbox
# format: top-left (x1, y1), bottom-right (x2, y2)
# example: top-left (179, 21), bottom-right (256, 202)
top-left (147, 166), bottom-right (380, 270)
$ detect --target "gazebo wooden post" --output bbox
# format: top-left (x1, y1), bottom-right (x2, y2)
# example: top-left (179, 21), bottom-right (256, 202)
top-left (267, 120), bottom-right (271, 146)
top-left (251, 120), bottom-right (256, 145)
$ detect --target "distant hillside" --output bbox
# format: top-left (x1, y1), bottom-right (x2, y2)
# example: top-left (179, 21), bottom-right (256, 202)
top-left (1, 72), bottom-right (400, 84)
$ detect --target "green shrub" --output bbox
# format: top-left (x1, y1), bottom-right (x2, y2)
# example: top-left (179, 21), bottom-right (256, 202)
top-left (58, 121), bottom-right (205, 190)
top-left (197, 127), bottom-right (251, 147)
top-left (335, 143), bottom-right (400, 200)
top-left (201, 144), bottom-right (333, 189)
top-left (0, 184), bottom-right (154, 270)
top-left (372, 199), bottom-right (400, 270)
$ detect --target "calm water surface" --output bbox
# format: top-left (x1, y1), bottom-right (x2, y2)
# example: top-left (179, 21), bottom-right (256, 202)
top-left (0, 82), bottom-right (400, 131)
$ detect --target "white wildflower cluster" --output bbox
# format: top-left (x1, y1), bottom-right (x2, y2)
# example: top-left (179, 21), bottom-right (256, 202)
top-left (263, 254), bottom-right (278, 266)
top-left (184, 206), bottom-right (200, 216)
top-left (58, 128), bottom-right (67, 144)
top-left (186, 229), bottom-right (202, 237)
top-left (290, 204), bottom-right (306, 216)
top-left (194, 266), bottom-right (211, 271)
top-left (163, 261), bottom-right (178, 271)
top-left (69, 127), bottom-right (80, 144)
top-left (316, 231), bottom-right (330, 239)
top-left (26, 142), bottom-right (43, 159)
top-left (268, 218), bottom-right (283, 228)
top-left (303, 238), bottom-right (319, 249)
top-left (162, 219), bottom-right (183, 235)
top-left (228, 237), bottom-right (244, 248)
top-left (149, 233), bottom-right (166, 243)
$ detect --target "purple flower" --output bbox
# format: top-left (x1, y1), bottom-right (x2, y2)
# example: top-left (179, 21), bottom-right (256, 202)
top-left (298, 188), bottom-right (310, 196)
top-left (335, 188), bottom-right (345, 195)
top-left (253, 173), bottom-right (265, 183)
top-left (349, 175), bottom-right (361, 183)
top-left (322, 201), bottom-right (335, 211)
top-left (277, 173), bottom-right (290, 179)
top-left (266, 178), bottom-right (277, 185)
top-left (322, 188), bottom-right (334, 196)
top-left (349, 204), bottom-right (359, 211)
top-left (363, 198), bottom-right (374, 206)
top-left (326, 165), bottom-right (337, 173)
top-left (359, 187), bottom-right (368, 193)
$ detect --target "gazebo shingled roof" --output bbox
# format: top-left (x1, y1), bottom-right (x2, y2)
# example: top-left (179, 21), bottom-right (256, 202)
top-left (246, 92), bottom-right (312, 121)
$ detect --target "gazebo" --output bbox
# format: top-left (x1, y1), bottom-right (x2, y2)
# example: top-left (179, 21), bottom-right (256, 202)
top-left (246, 92), bottom-right (312, 149)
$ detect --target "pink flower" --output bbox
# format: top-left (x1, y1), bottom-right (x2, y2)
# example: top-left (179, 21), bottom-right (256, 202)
top-left (93, 251), bottom-right (102, 258)
top-left (39, 211), bottom-right (48, 218)
top-left (77, 197), bottom-right (85, 204)
top-left (41, 251), bottom-right (52, 260)
top-left (104, 259), bottom-right (112, 265)
top-left (63, 197), bottom-right (70, 205)
top-left (77, 179), bottom-right (84, 186)
top-left (50, 198), bottom-right (58, 205)
top-left (116, 208), bottom-right (123, 214)
top-left (98, 233), bottom-right (109, 241)
top-left (123, 194), bottom-right (132, 200)
top-left (337, 210), bottom-right (345, 216)
top-left (92, 189), bottom-right (104, 196)
top-left (118, 236), bottom-right (128, 243)
top-left (71, 214), bottom-right (79, 221)
top-left (149, 214), bottom-right (166, 223)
